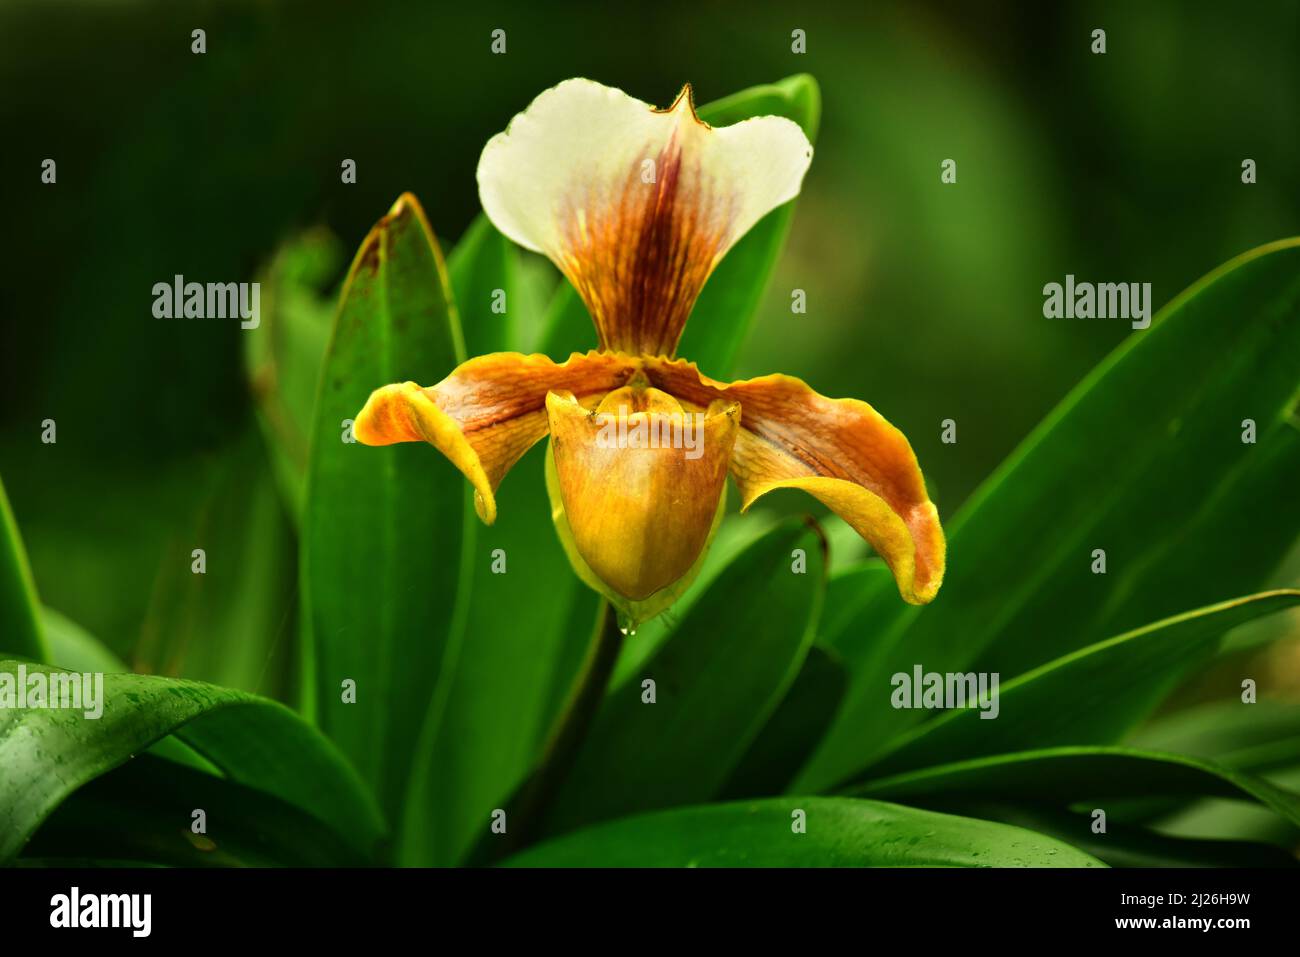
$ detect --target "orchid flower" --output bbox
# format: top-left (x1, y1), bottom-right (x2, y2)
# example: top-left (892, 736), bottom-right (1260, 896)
top-left (354, 79), bottom-right (945, 626)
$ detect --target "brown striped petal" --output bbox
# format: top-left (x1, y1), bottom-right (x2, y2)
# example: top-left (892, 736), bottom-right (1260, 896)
top-left (353, 350), bottom-right (637, 523)
top-left (644, 358), bottom-right (945, 604)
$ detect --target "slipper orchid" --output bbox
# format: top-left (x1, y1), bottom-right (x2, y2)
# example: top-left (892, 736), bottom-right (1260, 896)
top-left (355, 78), bottom-right (945, 625)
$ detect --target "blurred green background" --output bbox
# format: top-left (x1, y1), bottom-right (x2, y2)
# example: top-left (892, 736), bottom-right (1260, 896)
top-left (1, 0), bottom-right (1297, 678)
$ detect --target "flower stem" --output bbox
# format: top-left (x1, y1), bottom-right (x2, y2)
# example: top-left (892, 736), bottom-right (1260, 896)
top-left (473, 601), bottom-right (623, 864)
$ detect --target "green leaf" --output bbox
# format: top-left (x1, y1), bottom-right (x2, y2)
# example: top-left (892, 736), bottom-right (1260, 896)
top-left (0, 660), bottom-right (384, 864)
top-left (1144, 781), bottom-right (1300, 851)
top-left (396, 221), bottom-right (601, 865)
top-left (1124, 700), bottom-right (1300, 847)
top-left (863, 590), bottom-right (1300, 780)
top-left (447, 212), bottom-right (519, 356)
top-left (538, 519), bottom-right (826, 837)
top-left (821, 560), bottom-right (895, 649)
top-left (1132, 699), bottom-right (1300, 773)
top-left (398, 446), bottom-right (601, 866)
top-left (41, 606), bottom-right (126, 673)
top-left (720, 644), bottom-right (847, 798)
top-left (538, 74), bottom-right (821, 377)
top-left (535, 282), bottom-right (592, 360)
top-left (610, 507), bottom-right (781, 688)
top-left (301, 192), bottom-right (471, 823)
top-left (924, 800), bottom-right (1298, 868)
top-left (134, 431), bottom-right (297, 698)
top-left (24, 754), bottom-right (367, 867)
top-left (506, 797), bottom-right (1103, 867)
top-left (36, 610), bottom-right (222, 774)
top-left (0, 475), bottom-right (46, 661)
top-left (852, 746), bottom-right (1300, 829)
top-left (816, 560), bottom-right (908, 718)
top-left (823, 521), bottom-right (876, 576)
top-left (245, 228), bottom-right (343, 521)
top-left (804, 239), bottom-right (1300, 789)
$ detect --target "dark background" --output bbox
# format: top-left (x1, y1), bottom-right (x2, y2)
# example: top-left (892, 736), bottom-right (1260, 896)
top-left (2, 0), bottom-right (1297, 659)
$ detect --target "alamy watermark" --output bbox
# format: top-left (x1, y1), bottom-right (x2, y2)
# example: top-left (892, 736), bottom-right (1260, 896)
top-left (891, 664), bottom-right (1000, 719)
top-left (1043, 275), bottom-right (1151, 329)
top-left (50, 887), bottom-right (151, 937)
top-left (152, 274), bottom-right (260, 329)
top-left (0, 664), bottom-right (103, 719)
top-left (595, 407), bottom-right (706, 460)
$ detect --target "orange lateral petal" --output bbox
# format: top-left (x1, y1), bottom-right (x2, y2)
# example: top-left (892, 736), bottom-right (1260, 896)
top-left (644, 358), bottom-right (945, 604)
top-left (354, 350), bottom-right (637, 523)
